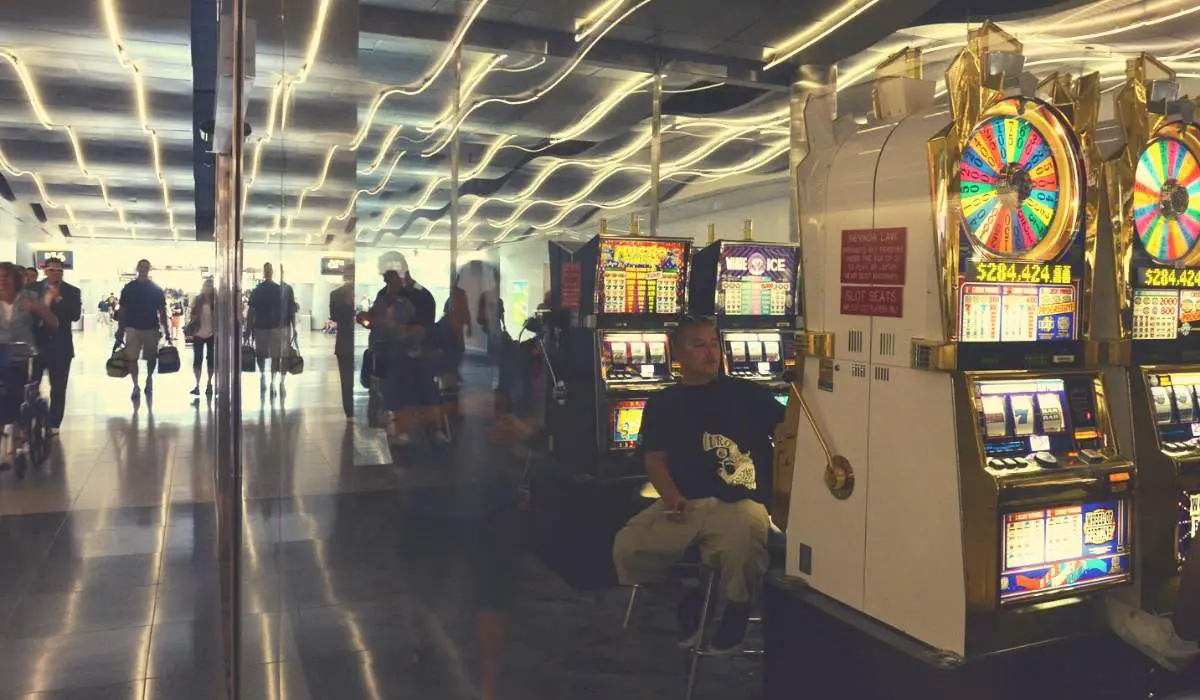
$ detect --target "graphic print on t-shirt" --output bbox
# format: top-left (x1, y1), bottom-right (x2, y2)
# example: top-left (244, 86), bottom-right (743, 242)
top-left (702, 433), bottom-right (756, 490)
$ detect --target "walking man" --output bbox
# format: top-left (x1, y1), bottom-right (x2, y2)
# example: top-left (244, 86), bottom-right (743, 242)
top-left (330, 265), bottom-right (357, 418)
top-left (246, 262), bottom-right (294, 397)
top-left (32, 257), bottom-right (81, 435)
top-left (117, 259), bottom-right (170, 403)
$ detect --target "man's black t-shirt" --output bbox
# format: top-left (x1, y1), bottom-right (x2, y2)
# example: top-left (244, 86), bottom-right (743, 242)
top-left (636, 377), bottom-right (786, 504)
top-left (118, 279), bottom-right (166, 330)
top-left (248, 281), bottom-right (292, 329)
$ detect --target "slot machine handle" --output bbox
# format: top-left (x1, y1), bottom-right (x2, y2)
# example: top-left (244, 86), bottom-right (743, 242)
top-left (793, 385), bottom-right (855, 499)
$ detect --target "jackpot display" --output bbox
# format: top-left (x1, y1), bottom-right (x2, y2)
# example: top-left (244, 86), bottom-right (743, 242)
top-left (597, 238), bottom-right (686, 315)
top-left (1000, 500), bottom-right (1131, 604)
top-left (716, 243), bottom-right (797, 317)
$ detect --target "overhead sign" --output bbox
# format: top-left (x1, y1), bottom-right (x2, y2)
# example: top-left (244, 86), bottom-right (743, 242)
top-left (34, 250), bottom-right (74, 269)
top-left (320, 257), bottom-right (352, 275)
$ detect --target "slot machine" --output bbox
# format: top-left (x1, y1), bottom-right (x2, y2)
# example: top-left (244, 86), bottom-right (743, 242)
top-left (782, 24), bottom-right (1134, 657)
top-left (689, 237), bottom-right (801, 403)
top-left (546, 233), bottom-right (691, 478)
top-left (1098, 56), bottom-right (1200, 613)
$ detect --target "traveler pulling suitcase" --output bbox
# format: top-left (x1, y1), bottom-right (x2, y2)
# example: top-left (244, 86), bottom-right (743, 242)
top-left (0, 342), bottom-right (51, 479)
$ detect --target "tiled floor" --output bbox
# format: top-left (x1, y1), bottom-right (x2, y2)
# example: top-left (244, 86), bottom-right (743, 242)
top-left (0, 332), bottom-right (762, 699)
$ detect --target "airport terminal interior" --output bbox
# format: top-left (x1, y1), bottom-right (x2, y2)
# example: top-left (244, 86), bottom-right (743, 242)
top-left (7, 0), bottom-right (1200, 698)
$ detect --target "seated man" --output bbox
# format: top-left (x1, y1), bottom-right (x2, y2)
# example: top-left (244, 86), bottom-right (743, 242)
top-left (612, 316), bottom-right (785, 654)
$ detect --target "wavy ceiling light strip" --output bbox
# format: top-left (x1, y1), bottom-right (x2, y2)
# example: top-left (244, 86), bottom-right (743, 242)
top-left (421, 0), bottom-right (656, 158)
top-left (487, 120), bottom-right (787, 227)
top-left (283, 0), bottom-right (495, 231)
top-left (529, 142), bottom-right (789, 232)
top-left (243, 0), bottom-right (334, 211)
top-left (331, 150), bottom-right (408, 221)
top-left (416, 54), bottom-right (509, 135)
top-left (0, 49), bottom-right (130, 233)
top-left (100, 0), bottom-right (181, 238)
top-left (575, 0), bottom-right (630, 42)
top-left (764, 0), bottom-right (883, 70)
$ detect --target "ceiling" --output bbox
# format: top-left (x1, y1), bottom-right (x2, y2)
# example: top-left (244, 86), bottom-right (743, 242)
top-left (0, 0), bottom-right (1196, 252)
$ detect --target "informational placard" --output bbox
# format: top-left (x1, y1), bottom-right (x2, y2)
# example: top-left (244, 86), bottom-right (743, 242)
top-left (34, 250), bottom-right (73, 269)
top-left (840, 228), bottom-right (906, 284)
top-left (319, 256), bottom-right (351, 276)
top-left (561, 262), bottom-right (582, 310)
top-left (597, 239), bottom-right (687, 315)
top-left (840, 286), bottom-right (903, 318)
top-left (958, 283), bottom-right (1076, 342)
top-left (999, 499), bottom-right (1131, 604)
top-left (717, 243), bottom-right (797, 317)
top-left (1132, 287), bottom-right (1200, 339)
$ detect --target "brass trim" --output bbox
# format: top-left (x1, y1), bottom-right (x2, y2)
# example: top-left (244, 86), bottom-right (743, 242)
top-left (791, 382), bottom-right (854, 500)
top-left (772, 383), bottom-right (801, 527)
top-left (798, 330), bottom-right (835, 358)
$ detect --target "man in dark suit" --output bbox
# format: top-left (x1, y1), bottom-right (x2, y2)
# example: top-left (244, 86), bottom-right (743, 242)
top-left (32, 257), bottom-right (82, 435)
top-left (329, 265), bottom-right (356, 419)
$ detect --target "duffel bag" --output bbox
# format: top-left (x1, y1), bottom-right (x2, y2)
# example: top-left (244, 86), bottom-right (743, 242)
top-left (157, 343), bottom-right (181, 374)
top-left (241, 341), bottom-right (257, 373)
top-left (106, 344), bottom-right (130, 378)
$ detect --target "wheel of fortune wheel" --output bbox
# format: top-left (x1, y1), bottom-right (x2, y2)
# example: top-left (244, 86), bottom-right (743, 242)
top-left (1133, 123), bottom-right (1200, 264)
top-left (958, 96), bottom-right (1084, 261)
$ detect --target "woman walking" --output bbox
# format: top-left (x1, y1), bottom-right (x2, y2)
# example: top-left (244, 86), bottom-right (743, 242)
top-left (188, 278), bottom-right (216, 397)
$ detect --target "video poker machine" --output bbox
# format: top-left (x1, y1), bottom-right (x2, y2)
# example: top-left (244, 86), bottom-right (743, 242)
top-left (545, 234), bottom-right (691, 478)
top-left (689, 240), bottom-right (800, 402)
top-left (784, 24), bottom-right (1134, 658)
top-left (1097, 57), bottom-right (1200, 614)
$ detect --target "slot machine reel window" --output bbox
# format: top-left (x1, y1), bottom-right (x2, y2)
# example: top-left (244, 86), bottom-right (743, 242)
top-left (600, 332), bottom-right (673, 384)
top-left (1145, 372), bottom-right (1200, 444)
top-left (716, 243), bottom-right (797, 317)
top-left (596, 239), bottom-right (688, 315)
top-left (999, 499), bottom-right (1131, 604)
top-left (723, 331), bottom-right (783, 379)
top-left (609, 399), bottom-right (648, 450)
top-left (973, 377), bottom-right (1105, 464)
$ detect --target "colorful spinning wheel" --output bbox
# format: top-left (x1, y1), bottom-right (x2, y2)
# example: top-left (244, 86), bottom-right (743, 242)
top-left (1134, 132), bottom-right (1200, 263)
top-left (958, 97), bottom-right (1081, 261)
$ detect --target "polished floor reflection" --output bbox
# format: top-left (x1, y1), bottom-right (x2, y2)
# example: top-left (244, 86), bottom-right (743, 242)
top-left (0, 331), bottom-right (762, 699)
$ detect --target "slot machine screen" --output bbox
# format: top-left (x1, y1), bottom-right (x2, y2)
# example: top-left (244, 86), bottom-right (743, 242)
top-left (609, 399), bottom-right (648, 450)
top-left (716, 243), bottom-right (798, 317)
top-left (596, 239), bottom-right (688, 315)
top-left (999, 499), bottom-right (1131, 604)
top-left (958, 263), bottom-right (1077, 342)
top-left (1178, 490), bottom-right (1200, 566)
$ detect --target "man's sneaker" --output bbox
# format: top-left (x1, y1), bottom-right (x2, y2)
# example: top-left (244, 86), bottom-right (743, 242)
top-left (676, 589), bottom-right (705, 649)
top-left (709, 602), bottom-right (751, 655)
top-left (1107, 597), bottom-right (1200, 672)
top-left (190, 386), bottom-right (201, 396)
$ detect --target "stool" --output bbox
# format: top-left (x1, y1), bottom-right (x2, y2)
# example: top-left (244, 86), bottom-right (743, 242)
top-left (622, 564), bottom-right (763, 700)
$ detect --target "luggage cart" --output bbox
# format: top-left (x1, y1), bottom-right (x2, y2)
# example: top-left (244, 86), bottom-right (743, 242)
top-left (0, 342), bottom-right (51, 479)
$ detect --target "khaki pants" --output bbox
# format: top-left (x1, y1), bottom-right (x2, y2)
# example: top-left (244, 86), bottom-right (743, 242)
top-left (612, 497), bottom-right (768, 603)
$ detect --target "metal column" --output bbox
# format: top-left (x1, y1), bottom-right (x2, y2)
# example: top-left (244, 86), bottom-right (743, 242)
top-left (649, 72), bottom-right (663, 236)
top-left (448, 40), bottom-right (462, 286)
top-left (215, 1), bottom-right (247, 697)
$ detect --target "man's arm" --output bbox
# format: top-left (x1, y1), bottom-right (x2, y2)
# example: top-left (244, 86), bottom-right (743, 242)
top-left (636, 395), bottom-right (686, 515)
top-left (157, 291), bottom-right (170, 337)
top-left (116, 286), bottom-right (128, 337)
top-left (61, 284), bottom-right (82, 324)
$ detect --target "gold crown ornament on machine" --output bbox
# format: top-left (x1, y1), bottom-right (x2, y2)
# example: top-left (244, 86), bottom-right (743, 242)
top-left (1096, 54), bottom-right (1200, 616)
top-left (780, 23), bottom-right (1135, 659)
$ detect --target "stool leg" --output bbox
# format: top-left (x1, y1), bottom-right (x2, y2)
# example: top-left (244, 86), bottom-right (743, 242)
top-left (686, 568), bottom-right (717, 700)
top-left (623, 585), bottom-right (640, 629)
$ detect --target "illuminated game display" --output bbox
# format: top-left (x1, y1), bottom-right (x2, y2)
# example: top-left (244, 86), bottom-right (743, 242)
top-left (1000, 500), bottom-right (1131, 604)
top-left (1178, 490), bottom-right (1200, 565)
top-left (609, 399), bottom-right (647, 450)
top-left (599, 332), bottom-right (672, 383)
top-left (715, 243), bottom-right (797, 317)
top-left (597, 239), bottom-right (686, 315)
top-left (957, 97), bottom-right (1084, 352)
top-left (961, 107), bottom-right (1064, 258)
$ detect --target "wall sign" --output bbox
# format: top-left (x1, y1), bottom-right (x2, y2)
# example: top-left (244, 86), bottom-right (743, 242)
top-left (34, 250), bottom-right (74, 269)
top-left (840, 285), bottom-right (904, 318)
top-left (561, 262), bottom-right (581, 310)
top-left (320, 257), bottom-right (351, 275)
top-left (840, 228), bottom-right (906, 285)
